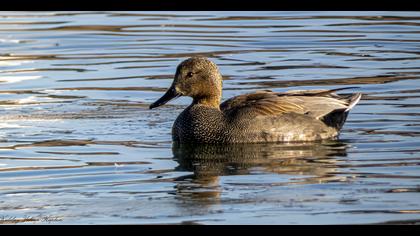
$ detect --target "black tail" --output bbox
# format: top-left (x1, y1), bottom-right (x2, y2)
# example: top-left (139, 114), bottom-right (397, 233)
top-left (321, 93), bottom-right (362, 130)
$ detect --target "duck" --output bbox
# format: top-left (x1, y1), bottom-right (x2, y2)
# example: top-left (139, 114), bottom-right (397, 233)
top-left (149, 57), bottom-right (362, 143)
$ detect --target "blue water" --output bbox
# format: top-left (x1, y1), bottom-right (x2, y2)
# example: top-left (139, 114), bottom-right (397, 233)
top-left (0, 11), bottom-right (419, 224)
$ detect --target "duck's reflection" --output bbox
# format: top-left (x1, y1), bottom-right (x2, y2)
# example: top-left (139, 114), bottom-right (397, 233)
top-left (172, 141), bottom-right (349, 202)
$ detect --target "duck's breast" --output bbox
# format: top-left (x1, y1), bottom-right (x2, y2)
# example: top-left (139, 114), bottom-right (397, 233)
top-left (172, 104), bottom-right (227, 143)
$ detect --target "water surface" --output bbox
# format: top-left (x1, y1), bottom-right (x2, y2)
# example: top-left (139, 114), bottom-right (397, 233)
top-left (0, 11), bottom-right (420, 224)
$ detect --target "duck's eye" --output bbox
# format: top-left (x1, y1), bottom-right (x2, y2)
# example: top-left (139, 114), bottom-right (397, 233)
top-left (186, 72), bottom-right (194, 78)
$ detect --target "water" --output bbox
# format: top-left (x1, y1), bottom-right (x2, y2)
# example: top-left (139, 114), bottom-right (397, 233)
top-left (0, 11), bottom-right (420, 224)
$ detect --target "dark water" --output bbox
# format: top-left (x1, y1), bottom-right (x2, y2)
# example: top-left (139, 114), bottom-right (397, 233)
top-left (0, 11), bottom-right (420, 224)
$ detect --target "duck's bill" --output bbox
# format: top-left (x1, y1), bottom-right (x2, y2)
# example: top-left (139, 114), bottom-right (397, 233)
top-left (149, 86), bottom-right (181, 109)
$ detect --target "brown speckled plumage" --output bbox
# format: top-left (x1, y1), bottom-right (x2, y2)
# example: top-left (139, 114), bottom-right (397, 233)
top-left (150, 57), bottom-right (362, 143)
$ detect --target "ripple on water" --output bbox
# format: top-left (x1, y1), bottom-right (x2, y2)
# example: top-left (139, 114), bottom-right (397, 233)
top-left (0, 11), bottom-right (419, 224)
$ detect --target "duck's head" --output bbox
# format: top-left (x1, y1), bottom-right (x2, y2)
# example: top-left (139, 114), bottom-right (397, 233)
top-left (149, 57), bottom-right (223, 109)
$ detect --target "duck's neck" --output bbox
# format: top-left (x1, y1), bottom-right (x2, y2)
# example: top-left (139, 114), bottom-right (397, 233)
top-left (192, 95), bottom-right (221, 109)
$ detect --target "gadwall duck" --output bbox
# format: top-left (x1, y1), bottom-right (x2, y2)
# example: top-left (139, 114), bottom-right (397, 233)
top-left (150, 57), bottom-right (362, 143)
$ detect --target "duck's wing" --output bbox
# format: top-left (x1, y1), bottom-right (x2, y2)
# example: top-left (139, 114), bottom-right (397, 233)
top-left (220, 90), bottom-right (305, 117)
top-left (220, 88), bottom-right (362, 128)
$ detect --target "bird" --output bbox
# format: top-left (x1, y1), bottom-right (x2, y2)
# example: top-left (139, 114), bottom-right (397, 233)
top-left (149, 57), bottom-right (362, 144)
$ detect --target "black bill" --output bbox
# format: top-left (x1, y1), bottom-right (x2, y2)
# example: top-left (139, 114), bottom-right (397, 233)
top-left (149, 86), bottom-right (181, 109)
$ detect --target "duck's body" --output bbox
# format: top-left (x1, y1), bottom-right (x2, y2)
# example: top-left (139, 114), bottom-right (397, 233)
top-left (150, 57), bottom-right (362, 144)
